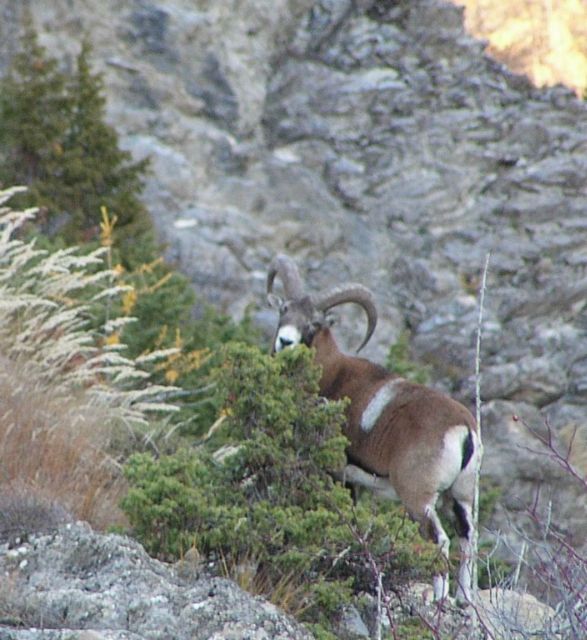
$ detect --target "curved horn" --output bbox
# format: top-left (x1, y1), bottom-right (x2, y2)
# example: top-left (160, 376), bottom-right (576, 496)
top-left (312, 284), bottom-right (377, 352)
top-left (267, 254), bottom-right (305, 299)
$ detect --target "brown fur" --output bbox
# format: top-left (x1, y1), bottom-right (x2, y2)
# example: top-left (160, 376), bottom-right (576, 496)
top-left (313, 329), bottom-right (477, 502)
top-left (309, 327), bottom-right (479, 601)
top-left (268, 263), bottom-right (480, 601)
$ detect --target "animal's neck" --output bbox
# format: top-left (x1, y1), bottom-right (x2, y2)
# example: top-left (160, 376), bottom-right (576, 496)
top-left (312, 328), bottom-right (388, 400)
top-left (312, 329), bottom-right (347, 398)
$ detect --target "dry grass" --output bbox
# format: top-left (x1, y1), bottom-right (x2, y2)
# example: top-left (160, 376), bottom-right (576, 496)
top-left (0, 189), bottom-right (182, 534)
top-left (0, 356), bottom-right (128, 531)
top-left (219, 551), bottom-right (312, 620)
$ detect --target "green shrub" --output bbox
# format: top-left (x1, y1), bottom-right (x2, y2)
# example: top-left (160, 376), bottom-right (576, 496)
top-left (122, 343), bottom-right (440, 633)
top-left (118, 300), bottom-right (261, 441)
top-left (395, 619), bottom-right (435, 640)
top-left (386, 331), bottom-right (431, 384)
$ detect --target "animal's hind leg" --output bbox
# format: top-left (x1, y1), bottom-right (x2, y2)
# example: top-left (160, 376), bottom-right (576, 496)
top-left (452, 495), bottom-right (475, 603)
top-left (451, 466), bottom-right (477, 603)
top-left (411, 499), bottom-right (451, 601)
top-left (426, 504), bottom-right (451, 601)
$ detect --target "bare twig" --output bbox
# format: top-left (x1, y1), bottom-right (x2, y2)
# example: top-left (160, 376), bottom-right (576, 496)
top-left (514, 414), bottom-right (587, 489)
top-left (472, 252), bottom-right (490, 596)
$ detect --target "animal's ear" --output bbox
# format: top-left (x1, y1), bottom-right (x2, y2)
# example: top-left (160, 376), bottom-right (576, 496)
top-left (267, 293), bottom-right (283, 309)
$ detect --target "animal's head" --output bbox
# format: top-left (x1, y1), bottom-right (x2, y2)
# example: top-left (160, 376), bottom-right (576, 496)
top-left (266, 254), bottom-right (377, 354)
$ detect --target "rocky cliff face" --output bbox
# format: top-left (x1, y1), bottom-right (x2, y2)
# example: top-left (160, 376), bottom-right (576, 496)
top-left (1, 0), bottom-right (586, 587)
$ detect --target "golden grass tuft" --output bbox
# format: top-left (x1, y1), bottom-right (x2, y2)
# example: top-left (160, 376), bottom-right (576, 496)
top-left (0, 188), bottom-right (180, 533)
top-left (219, 551), bottom-right (312, 620)
top-left (0, 355), bottom-right (127, 532)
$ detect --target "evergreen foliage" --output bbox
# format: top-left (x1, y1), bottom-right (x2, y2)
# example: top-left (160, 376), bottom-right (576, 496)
top-left (386, 331), bottom-right (431, 384)
top-left (0, 20), bottom-right (70, 211)
top-left (122, 343), bottom-right (440, 635)
top-left (103, 245), bottom-right (261, 439)
top-left (155, 306), bottom-right (261, 437)
top-left (0, 22), bottom-right (154, 260)
top-left (0, 19), bottom-right (257, 442)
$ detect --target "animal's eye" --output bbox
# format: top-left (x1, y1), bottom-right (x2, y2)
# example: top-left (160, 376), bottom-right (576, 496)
top-left (280, 302), bottom-right (289, 314)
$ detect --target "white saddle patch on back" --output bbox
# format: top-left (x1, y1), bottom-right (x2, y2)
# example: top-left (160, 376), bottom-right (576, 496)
top-left (360, 378), bottom-right (404, 432)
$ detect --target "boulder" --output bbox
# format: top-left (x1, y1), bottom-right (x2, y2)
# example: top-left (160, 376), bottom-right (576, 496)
top-left (0, 523), bottom-right (313, 640)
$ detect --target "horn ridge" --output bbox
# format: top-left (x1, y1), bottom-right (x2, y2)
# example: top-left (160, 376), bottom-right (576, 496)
top-left (312, 284), bottom-right (377, 352)
top-left (266, 254), bottom-right (305, 299)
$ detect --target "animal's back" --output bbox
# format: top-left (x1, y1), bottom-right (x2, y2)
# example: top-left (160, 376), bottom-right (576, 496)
top-left (344, 376), bottom-right (475, 478)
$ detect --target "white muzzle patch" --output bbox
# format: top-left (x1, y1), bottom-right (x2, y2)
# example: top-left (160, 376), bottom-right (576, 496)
top-left (274, 325), bottom-right (302, 352)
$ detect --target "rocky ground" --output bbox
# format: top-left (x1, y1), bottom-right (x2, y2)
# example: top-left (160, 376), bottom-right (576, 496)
top-left (0, 523), bottom-right (565, 640)
top-left (1, 0), bottom-right (586, 629)
top-left (0, 523), bottom-right (314, 640)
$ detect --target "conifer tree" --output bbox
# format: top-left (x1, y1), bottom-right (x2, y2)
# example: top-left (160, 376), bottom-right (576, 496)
top-left (0, 22), bottom-right (155, 264)
top-left (0, 17), bottom-right (70, 214)
top-left (61, 39), bottom-right (154, 257)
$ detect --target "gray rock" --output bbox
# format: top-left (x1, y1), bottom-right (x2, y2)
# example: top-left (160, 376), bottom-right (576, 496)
top-left (476, 589), bottom-right (562, 640)
top-left (336, 605), bottom-right (370, 639)
top-left (480, 400), bottom-right (587, 572)
top-left (0, 523), bottom-right (313, 640)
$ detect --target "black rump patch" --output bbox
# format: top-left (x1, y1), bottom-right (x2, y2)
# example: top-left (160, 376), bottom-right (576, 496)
top-left (453, 500), bottom-right (470, 539)
top-left (461, 430), bottom-right (474, 470)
